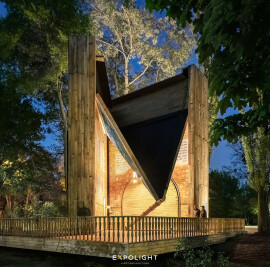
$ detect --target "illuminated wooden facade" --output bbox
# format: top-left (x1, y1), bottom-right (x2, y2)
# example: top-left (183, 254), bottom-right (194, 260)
top-left (67, 36), bottom-right (209, 218)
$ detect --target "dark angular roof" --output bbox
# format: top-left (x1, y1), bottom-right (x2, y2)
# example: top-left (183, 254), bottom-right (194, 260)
top-left (96, 63), bottom-right (190, 200)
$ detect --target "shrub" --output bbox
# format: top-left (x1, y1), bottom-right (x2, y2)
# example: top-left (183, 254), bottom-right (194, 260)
top-left (4, 205), bottom-right (24, 218)
top-left (40, 202), bottom-right (60, 217)
top-left (174, 238), bottom-right (229, 267)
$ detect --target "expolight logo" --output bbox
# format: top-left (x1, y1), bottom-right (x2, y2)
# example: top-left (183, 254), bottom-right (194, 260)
top-left (112, 255), bottom-right (158, 261)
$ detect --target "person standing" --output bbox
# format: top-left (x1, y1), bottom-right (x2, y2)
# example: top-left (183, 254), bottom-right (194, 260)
top-left (194, 205), bottom-right (200, 233)
top-left (200, 206), bottom-right (207, 218)
top-left (194, 205), bottom-right (200, 217)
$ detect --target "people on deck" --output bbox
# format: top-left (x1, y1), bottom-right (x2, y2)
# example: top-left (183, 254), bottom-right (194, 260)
top-left (194, 205), bottom-right (200, 217)
top-left (200, 206), bottom-right (207, 218)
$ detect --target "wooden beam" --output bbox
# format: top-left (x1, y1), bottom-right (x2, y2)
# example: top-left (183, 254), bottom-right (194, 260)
top-left (68, 36), bottom-right (96, 216)
top-left (96, 93), bottom-right (159, 201)
top-left (188, 65), bottom-right (209, 213)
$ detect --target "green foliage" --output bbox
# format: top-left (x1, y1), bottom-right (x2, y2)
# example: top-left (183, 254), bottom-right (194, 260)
top-left (0, 81), bottom-right (61, 206)
top-left (0, 0), bottom-right (93, 154)
top-left (0, 84), bottom-right (63, 214)
top-left (40, 202), bottom-right (60, 217)
top-left (23, 198), bottom-right (42, 218)
top-left (216, 252), bottom-right (229, 267)
top-left (91, 0), bottom-right (196, 96)
top-left (241, 128), bottom-right (270, 231)
top-left (0, 0), bottom-right (90, 217)
top-left (175, 238), bottom-right (229, 267)
top-left (4, 205), bottom-right (24, 218)
top-left (4, 198), bottom-right (67, 218)
top-left (146, 0), bottom-right (270, 144)
top-left (208, 94), bottom-right (219, 156)
top-left (209, 170), bottom-right (257, 224)
top-left (0, 0), bottom-right (91, 92)
top-left (0, 83), bottom-right (44, 163)
top-left (242, 128), bottom-right (270, 192)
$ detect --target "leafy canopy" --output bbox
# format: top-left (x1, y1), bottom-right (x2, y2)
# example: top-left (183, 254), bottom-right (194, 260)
top-left (0, 81), bottom-right (60, 202)
top-left (209, 170), bottom-right (257, 223)
top-left (242, 128), bottom-right (270, 192)
top-left (146, 0), bottom-right (270, 144)
top-left (0, 0), bottom-right (91, 92)
top-left (91, 0), bottom-right (196, 96)
top-left (0, 0), bottom-right (91, 211)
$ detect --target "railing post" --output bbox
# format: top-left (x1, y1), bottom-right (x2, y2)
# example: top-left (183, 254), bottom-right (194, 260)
top-left (116, 216), bottom-right (119, 242)
top-left (113, 217), bottom-right (115, 243)
top-left (122, 216), bottom-right (125, 243)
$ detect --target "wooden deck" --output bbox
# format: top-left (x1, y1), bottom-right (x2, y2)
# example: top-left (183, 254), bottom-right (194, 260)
top-left (0, 216), bottom-right (245, 258)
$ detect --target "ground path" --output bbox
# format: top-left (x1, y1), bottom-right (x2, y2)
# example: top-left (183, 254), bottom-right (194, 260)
top-left (212, 229), bottom-right (270, 267)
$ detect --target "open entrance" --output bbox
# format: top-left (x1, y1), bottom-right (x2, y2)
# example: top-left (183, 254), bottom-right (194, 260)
top-left (122, 178), bottom-right (180, 217)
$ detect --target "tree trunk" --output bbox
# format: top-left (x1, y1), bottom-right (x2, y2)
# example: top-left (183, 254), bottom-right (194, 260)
top-left (26, 188), bottom-right (31, 204)
top-left (124, 58), bottom-right (129, 94)
top-left (257, 187), bottom-right (269, 232)
top-left (57, 84), bottom-right (68, 190)
top-left (5, 195), bottom-right (11, 209)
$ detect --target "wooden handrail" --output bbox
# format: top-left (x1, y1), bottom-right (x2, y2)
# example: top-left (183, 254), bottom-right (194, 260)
top-left (0, 217), bottom-right (245, 243)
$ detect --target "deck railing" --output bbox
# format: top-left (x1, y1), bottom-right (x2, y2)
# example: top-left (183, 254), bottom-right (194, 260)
top-left (0, 217), bottom-right (245, 243)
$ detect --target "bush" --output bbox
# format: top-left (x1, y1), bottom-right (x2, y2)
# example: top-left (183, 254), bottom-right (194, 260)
top-left (4, 205), bottom-right (24, 218)
top-left (23, 197), bottom-right (42, 217)
top-left (40, 202), bottom-right (60, 217)
top-left (174, 238), bottom-right (229, 267)
top-left (54, 199), bottom-right (68, 217)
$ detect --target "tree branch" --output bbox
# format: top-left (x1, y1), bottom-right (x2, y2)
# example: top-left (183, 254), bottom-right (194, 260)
top-left (128, 60), bottom-right (154, 87)
top-left (56, 81), bottom-right (68, 132)
top-left (122, 6), bottom-right (133, 54)
top-left (96, 38), bottom-right (125, 56)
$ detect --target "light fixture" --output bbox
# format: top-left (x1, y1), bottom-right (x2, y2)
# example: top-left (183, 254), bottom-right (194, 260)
top-left (132, 171), bottom-right (138, 183)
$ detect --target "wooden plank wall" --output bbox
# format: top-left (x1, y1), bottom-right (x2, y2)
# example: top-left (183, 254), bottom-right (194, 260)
top-left (122, 179), bottom-right (179, 217)
top-left (95, 105), bottom-right (108, 216)
top-left (188, 65), bottom-right (209, 212)
top-left (111, 79), bottom-right (188, 127)
top-left (68, 36), bottom-right (96, 216)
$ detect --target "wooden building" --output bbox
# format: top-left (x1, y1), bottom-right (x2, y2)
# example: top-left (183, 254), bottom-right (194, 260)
top-left (0, 36), bottom-right (247, 260)
top-left (67, 36), bottom-right (209, 218)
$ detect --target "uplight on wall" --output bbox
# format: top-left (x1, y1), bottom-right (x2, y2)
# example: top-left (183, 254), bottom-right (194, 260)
top-left (132, 171), bottom-right (138, 183)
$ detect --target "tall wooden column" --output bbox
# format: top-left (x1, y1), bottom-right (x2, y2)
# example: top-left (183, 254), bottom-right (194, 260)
top-left (188, 65), bottom-right (209, 213)
top-left (68, 36), bottom-right (96, 216)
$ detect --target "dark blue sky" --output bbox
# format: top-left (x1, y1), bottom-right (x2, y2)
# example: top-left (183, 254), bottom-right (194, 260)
top-left (0, 1), bottom-right (236, 170)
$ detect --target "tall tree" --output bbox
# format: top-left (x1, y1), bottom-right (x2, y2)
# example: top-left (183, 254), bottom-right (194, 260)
top-left (0, 0), bottom-right (92, 179)
top-left (91, 0), bottom-right (196, 96)
top-left (0, 81), bottom-right (60, 211)
top-left (242, 128), bottom-right (270, 232)
top-left (209, 170), bottom-right (257, 224)
top-left (0, 0), bottom-right (91, 127)
top-left (145, 0), bottom-right (270, 144)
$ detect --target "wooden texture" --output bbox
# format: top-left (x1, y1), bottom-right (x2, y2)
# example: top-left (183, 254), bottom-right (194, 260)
top-left (111, 79), bottom-right (188, 127)
top-left (96, 94), bottom-right (159, 200)
top-left (188, 65), bottom-right (209, 211)
top-left (0, 231), bottom-right (244, 258)
top-left (122, 180), bottom-right (179, 217)
top-left (0, 217), bottom-right (245, 244)
top-left (68, 36), bottom-right (96, 216)
top-left (95, 104), bottom-right (108, 216)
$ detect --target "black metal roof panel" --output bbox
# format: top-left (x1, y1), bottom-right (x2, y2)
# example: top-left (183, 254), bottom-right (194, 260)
top-left (120, 109), bottom-right (188, 199)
